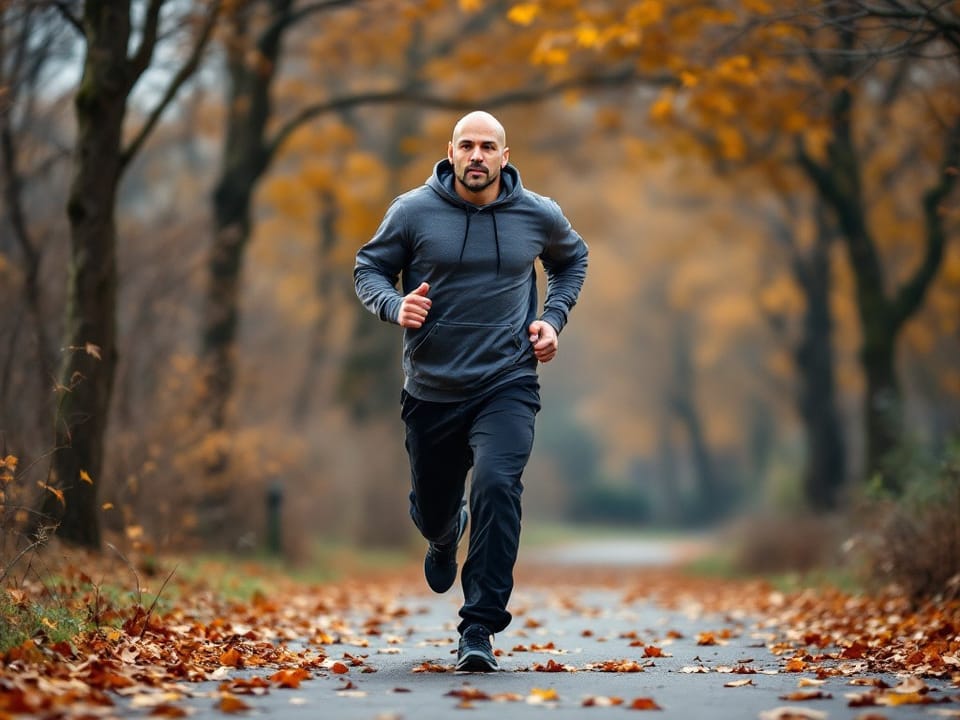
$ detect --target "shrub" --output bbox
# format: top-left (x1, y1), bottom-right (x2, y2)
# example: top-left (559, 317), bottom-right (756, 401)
top-left (855, 441), bottom-right (960, 601)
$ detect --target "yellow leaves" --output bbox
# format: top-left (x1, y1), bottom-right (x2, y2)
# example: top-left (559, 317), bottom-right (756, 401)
top-left (80, 469), bottom-right (93, 485)
top-left (649, 90), bottom-right (674, 123)
top-left (742, 0), bottom-right (773, 14)
top-left (38, 482), bottom-right (65, 506)
top-left (507, 3), bottom-right (539, 26)
top-left (575, 22), bottom-right (600, 49)
top-left (716, 126), bottom-right (746, 160)
top-left (0, 454), bottom-right (16, 484)
top-left (625, 1), bottom-right (663, 27)
top-left (528, 687), bottom-right (559, 703)
top-left (532, 34), bottom-right (569, 65)
top-left (760, 275), bottom-right (805, 317)
top-left (260, 176), bottom-right (312, 222)
top-left (715, 55), bottom-right (758, 85)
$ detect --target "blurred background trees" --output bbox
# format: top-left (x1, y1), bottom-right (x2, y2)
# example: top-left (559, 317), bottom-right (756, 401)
top-left (0, 0), bottom-right (956, 568)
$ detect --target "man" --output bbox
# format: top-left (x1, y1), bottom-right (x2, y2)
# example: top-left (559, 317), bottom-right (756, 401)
top-left (354, 111), bottom-right (588, 672)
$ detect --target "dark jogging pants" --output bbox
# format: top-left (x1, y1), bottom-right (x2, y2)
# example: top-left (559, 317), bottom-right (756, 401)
top-left (401, 377), bottom-right (541, 635)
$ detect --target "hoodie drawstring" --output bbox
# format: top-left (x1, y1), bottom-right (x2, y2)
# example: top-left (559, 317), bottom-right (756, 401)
top-left (458, 208), bottom-right (501, 275)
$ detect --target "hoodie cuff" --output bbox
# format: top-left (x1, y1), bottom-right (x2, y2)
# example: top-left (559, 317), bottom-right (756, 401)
top-left (383, 295), bottom-right (404, 325)
top-left (540, 310), bottom-right (565, 335)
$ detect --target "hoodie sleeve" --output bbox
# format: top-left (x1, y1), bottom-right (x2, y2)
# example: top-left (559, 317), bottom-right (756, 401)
top-left (539, 202), bottom-right (588, 334)
top-left (354, 198), bottom-right (410, 325)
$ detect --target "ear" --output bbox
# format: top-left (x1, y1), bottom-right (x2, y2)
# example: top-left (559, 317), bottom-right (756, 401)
top-left (447, 141), bottom-right (454, 163)
top-left (502, 147), bottom-right (509, 167)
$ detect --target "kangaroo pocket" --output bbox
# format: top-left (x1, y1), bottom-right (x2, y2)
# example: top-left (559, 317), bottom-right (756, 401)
top-left (405, 321), bottom-right (525, 391)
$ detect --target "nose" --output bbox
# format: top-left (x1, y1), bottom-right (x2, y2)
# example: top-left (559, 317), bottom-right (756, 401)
top-left (469, 146), bottom-right (483, 162)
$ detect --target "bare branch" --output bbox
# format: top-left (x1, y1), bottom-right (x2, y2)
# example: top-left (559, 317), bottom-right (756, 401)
top-left (52, 1), bottom-right (84, 36)
top-left (259, 0), bottom-right (362, 53)
top-left (120, 1), bottom-right (222, 170)
top-left (266, 67), bottom-right (668, 163)
top-left (128, 0), bottom-right (164, 78)
top-left (893, 114), bottom-right (960, 326)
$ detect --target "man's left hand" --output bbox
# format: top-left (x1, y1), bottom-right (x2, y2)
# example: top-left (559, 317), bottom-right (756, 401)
top-left (528, 320), bottom-right (559, 363)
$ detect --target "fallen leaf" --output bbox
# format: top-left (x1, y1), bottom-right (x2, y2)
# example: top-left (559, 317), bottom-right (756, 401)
top-left (216, 694), bottom-right (251, 713)
top-left (411, 662), bottom-right (449, 673)
top-left (149, 705), bottom-right (189, 717)
top-left (528, 688), bottom-right (559, 703)
top-left (583, 695), bottom-right (625, 706)
top-left (758, 707), bottom-right (827, 720)
top-left (779, 690), bottom-right (832, 701)
top-left (268, 668), bottom-right (310, 688)
top-left (218, 648), bottom-right (243, 668)
top-left (446, 688), bottom-right (490, 701)
top-left (629, 697), bottom-right (662, 710)
top-left (725, 678), bottom-right (754, 687)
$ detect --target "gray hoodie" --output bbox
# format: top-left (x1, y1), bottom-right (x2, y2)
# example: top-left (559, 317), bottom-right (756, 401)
top-left (354, 159), bottom-right (588, 402)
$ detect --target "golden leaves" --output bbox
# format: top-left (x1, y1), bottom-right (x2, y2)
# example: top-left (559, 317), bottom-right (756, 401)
top-left (507, 3), bottom-right (539, 26)
top-left (38, 482), bottom-right (65, 506)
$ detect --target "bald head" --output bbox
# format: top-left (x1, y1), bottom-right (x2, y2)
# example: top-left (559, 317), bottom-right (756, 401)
top-left (452, 111), bottom-right (506, 147)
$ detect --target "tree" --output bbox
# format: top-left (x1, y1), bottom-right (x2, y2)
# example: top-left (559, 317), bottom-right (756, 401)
top-left (791, 2), bottom-right (959, 488)
top-left (36, 0), bottom-right (219, 549)
top-left (516, 0), bottom-right (959, 493)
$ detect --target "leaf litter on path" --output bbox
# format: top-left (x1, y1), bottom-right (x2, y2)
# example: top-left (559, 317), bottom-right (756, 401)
top-left (2, 556), bottom-right (959, 717)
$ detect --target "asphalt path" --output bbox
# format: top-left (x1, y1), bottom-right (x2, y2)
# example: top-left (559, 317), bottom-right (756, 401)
top-left (161, 539), bottom-right (955, 720)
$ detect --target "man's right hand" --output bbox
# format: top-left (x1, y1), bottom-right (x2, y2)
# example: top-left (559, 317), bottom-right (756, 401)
top-left (397, 282), bottom-right (432, 328)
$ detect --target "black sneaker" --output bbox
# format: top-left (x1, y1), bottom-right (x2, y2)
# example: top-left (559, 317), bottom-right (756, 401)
top-left (456, 624), bottom-right (499, 672)
top-left (423, 506), bottom-right (468, 593)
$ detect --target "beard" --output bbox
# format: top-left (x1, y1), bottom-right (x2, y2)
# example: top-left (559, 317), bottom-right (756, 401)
top-left (459, 164), bottom-right (497, 192)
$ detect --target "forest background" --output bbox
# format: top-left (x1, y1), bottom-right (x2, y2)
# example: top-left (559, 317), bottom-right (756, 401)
top-left (0, 0), bottom-right (957, 592)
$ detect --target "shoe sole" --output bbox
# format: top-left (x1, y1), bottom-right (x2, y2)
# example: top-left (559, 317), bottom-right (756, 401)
top-left (455, 652), bottom-right (500, 673)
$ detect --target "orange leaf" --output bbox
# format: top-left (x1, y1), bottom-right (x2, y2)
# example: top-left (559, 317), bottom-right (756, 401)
top-left (219, 648), bottom-right (243, 667)
top-left (330, 661), bottom-right (350, 674)
top-left (150, 705), bottom-right (189, 717)
top-left (269, 668), bottom-right (310, 688)
top-left (697, 632), bottom-right (718, 646)
top-left (629, 697), bottom-right (662, 710)
top-left (38, 483), bottom-right (64, 506)
top-left (217, 694), bottom-right (251, 713)
top-left (79, 469), bottom-right (93, 484)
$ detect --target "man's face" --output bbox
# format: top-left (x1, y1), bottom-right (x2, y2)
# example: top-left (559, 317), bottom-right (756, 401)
top-left (448, 119), bottom-right (509, 196)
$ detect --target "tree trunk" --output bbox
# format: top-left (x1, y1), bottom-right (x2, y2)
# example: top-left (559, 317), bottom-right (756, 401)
top-left (38, 1), bottom-right (131, 548)
top-left (668, 318), bottom-right (723, 523)
top-left (199, 1), bottom-right (285, 432)
top-left (793, 206), bottom-right (847, 510)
